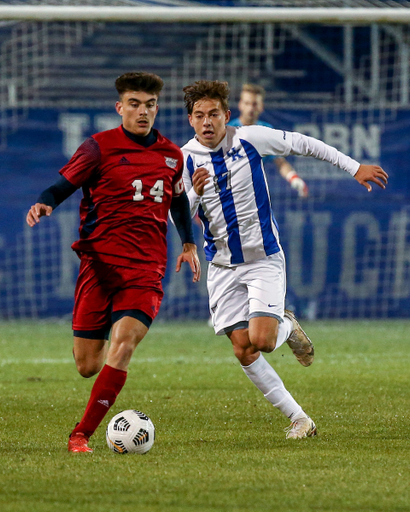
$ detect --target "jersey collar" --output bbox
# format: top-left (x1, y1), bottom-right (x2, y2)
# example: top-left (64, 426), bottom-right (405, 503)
top-left (122, 125), bottom-right (158, 148)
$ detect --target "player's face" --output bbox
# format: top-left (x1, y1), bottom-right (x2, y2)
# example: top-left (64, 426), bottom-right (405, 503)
top-left (238, 91), bottom-right (264, 125)
top-left (188, 98), bottom-right (230, 148)
top-left (116, 90), bottom-right (159, 137)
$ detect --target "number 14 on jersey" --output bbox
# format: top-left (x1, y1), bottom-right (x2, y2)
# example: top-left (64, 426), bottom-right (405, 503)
top-left (132, 179), bottom-right (164, 203)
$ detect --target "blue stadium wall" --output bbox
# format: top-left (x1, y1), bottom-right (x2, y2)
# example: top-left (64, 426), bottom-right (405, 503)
top-left (0, 107), bottom-right (409, 320)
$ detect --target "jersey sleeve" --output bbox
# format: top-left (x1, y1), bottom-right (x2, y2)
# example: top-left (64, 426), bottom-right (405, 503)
top-left (171, 149), bottom-right (186, 197)
top-left (237, 125), bottom-right (293, 158)
top-left (59, 137), bottom-right (101, 187)
top-left (289, 132), bottom-right (360, 176)
top-left (172, 165), bottom-right (185, 197)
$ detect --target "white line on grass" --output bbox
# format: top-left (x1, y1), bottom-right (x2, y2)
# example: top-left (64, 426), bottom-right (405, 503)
top-left (1, 356), bottom-right (237, 366)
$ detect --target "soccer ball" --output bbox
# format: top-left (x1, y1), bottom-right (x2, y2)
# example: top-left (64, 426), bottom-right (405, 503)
top-left (106, 410), bottom-right (155, 454)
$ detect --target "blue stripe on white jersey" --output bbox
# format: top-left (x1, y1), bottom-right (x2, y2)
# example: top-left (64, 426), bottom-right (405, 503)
top-left (186, 154), bottom-right (195, 179)
top-left (187, 154), bottom-right (217, 260)
top-left (182, 125), bottom-right (292, 267)
top-left (198, 204), bottom-right (217, 261)
top-left (240, 138), bottom-right (280, 255)
top-left (211, 148), bottom-right (244, 265)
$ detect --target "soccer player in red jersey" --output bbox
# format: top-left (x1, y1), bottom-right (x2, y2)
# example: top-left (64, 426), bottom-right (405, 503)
top-left (26, 72), bottom-right (201, 453)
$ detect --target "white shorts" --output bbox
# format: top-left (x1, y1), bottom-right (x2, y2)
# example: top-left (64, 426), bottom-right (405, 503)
top-left (207, 251), bottom-right (287, 336)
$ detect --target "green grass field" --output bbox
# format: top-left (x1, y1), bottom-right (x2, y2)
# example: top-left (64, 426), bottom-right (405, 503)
top-left (1, 320), bottom-right (409, 512)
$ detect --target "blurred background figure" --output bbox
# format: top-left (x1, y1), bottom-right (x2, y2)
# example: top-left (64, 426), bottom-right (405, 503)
top-left (229, 83), bottom-right (309, 198)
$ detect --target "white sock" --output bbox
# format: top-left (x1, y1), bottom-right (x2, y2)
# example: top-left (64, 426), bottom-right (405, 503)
top-left (275, 316), bottom-right (293, 350)
top-left (242, 353), bottom-right (307, 420)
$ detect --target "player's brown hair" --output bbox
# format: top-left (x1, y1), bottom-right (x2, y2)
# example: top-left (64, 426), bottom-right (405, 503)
top-left (241, 83), bottom-right (266, 99)
top-left (115, 72), bottom-right (164, 98)
top-left (183, 80), bottom-right (230, 114)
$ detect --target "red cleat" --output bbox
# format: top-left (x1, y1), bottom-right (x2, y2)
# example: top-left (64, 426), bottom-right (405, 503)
top-left (68, 432), bottom-right (93, 453)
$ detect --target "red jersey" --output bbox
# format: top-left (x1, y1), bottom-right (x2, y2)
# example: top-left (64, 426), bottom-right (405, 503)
top-left (59, 126), bottom-right (184, 276)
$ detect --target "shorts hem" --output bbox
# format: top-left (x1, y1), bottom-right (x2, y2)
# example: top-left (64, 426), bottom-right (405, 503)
top-left (249, 311), bottom-right (283, 322)
top-left (111, 309), bottom-right (153, 329)
top-left (216, 320), bottom-right (249, 336)
top-left (73, 328), bottom-right (111, 340)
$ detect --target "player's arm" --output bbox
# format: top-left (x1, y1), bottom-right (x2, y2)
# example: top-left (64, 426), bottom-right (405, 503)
top-left (275, 157), bottom-right (308, 198)
top-left (182, 153), bottom-right (206, 217)
top-left (185, 182), bottom-right (202, 217)
top-left (289, 132), bottom-right (388, 191)
top-left (235, 126), bottom-right (308, 196)
top-left (170, 192), bottom-right (195, 247)
top-left (171, 175), bottom-right (201, 282)
top-left (26, 137), bottom-right (100, 227)
top-left (26, 176), bottom-right (78, 227)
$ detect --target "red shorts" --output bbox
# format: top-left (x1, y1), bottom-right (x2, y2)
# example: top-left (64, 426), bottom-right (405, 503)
top-left (72, 258), bottom-right (164, 332)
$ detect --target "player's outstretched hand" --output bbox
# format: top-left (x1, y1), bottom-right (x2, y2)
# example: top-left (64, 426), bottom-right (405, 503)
top-left (26, 203), bottom-right (53, 227)
top-left (355, 165), bottom-right (388, 192)
top-left (192, 168), bottom-right (210, 196)
top-left (176, 243), bottom-right (201, 282)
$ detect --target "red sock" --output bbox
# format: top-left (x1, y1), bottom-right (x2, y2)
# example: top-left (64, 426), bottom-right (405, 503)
top-left (71, 364), bottom-right (127, 438)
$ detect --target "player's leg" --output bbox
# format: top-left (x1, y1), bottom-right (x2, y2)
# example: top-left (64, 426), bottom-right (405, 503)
top-left (244, 252), bottom-right (314, 366)
top-left (69, 317), bottom-right (148, 453)
top-left (73, 335), bottom-right (109, 378)
top-left (213, 254), bottom-right (316, 438)
top-left (71, 257), bottom-right (112, 378)
top-left (229, 327), bottom-right (316, 439)
top-left (207, 260), bottom-right (291, 354)
top-left (228, 328), bottom-right (304, 415)
top-left (69, 315), bottom-right (150, 450)
top-left (68, 259), bottom-right (114, 451)
top-left (106, 312), bottom-right (149, 370)
top-left (69, 266), bottom-right (163, 453)
top-left (247, 315), bottom-right (292, 353)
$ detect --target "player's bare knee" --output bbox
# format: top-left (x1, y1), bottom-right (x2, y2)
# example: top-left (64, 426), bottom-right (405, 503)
top-left (73, 352), bottom-right (103, 378)
top-left (250, 333), bottom-right (277, 353)
top-left (259, 342), bottom-right (276, 353)
top-left (231, 342), bottom-right (260, 366)
top-left (76, 362), bottom-right (100, 379)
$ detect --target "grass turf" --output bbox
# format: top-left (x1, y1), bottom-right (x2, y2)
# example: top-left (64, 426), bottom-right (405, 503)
top-left (0, 320), bottom-right (409, 512)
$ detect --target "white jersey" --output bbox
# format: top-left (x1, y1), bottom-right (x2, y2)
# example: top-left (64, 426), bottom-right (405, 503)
top-left (182, 125), bottom-right (360, 267)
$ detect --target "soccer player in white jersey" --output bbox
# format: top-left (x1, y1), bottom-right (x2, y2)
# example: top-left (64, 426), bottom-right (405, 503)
top-left (229, 83), bottom-right (308, 198)
top-left (181, 80), bottom-right (388, 439)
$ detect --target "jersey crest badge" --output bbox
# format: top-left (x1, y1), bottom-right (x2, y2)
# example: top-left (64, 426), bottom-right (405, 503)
top-left (165, 157), bottom-right (178, 169)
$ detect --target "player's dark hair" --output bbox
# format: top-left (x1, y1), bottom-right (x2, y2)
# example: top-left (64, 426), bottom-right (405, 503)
top-left (183, 80), bottom-right (230, 114)
top-left (115, 72), bottom-right (164, 98)
top-left (241, 83), bottom-right (266, 99)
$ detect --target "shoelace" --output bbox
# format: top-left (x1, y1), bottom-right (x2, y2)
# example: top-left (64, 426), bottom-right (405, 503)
top-left (284, 421), bottom-right (296, 435)
top-left (284, 418), bottom-right (310, 435)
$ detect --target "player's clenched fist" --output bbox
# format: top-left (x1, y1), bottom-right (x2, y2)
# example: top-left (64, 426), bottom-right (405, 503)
top-left (192, 167), bottom-right (210, 196)
top-left (26, 203), bottom-right (53, 227)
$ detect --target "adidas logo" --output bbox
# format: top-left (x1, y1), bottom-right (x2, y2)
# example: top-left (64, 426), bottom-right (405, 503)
top-left (97, 399), bottom-right (110, 407)
top-left (119, 156), bottom-right (131, 165)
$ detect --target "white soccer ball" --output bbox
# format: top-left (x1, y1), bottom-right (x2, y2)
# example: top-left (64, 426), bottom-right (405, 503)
top-left (106, 410), bottom-right (155, 454)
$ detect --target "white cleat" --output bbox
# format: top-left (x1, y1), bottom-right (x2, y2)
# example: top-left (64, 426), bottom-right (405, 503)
top-left (285, 417), bottom-right (317, 439)
top-left (284, 310), bottom-right (314, 367)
